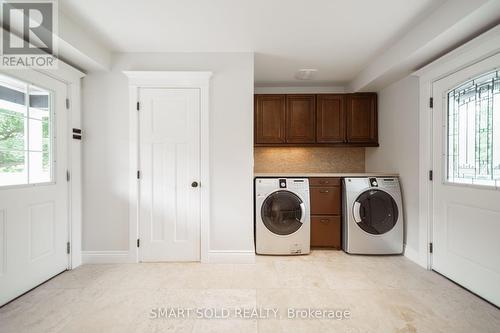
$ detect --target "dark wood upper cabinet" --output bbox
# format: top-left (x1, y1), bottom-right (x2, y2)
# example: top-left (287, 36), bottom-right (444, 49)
top-left (316, 94), bottom-right (346, 143)
top-left (254, 93), bottom-right (378, 147)
top-left (254, 94), bottom-right (286, 144)
top-left (346, 93), bottom-right (378, 144)
top-left (285, 94), bottom-right (316, 143)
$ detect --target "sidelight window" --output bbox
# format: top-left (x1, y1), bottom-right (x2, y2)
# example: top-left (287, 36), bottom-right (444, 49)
top-left (0, 73), bottom-right (53, 187)
top-left (447, 70), bottom-right (500, 187)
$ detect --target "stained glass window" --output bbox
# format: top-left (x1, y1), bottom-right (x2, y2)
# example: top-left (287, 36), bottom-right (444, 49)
top-left (447, 70), bottom-right (500, 187)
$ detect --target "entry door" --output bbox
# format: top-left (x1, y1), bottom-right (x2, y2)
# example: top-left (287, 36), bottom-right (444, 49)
top-left (432, 53), bottom-right (500, 306)
top-left (0, 70), bottom-right (69, 306)
top-left (138, 88), bottom-right (201, 262)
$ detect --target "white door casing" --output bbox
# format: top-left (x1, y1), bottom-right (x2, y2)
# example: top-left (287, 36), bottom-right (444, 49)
top-left (125, 71), bottom-right (211, 263)
top-left (139, 88), bottom-right (201, 262)
top-left (0, 70), bottom-right (69, 306)
top-left (431, 53), bottom-right (500, 306)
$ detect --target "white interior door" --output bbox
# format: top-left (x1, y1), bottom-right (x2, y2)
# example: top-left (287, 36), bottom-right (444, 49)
top-left (138, 88), bottom-right (201, 262)
top-left (432, 53), bottom-right (500, 306)
top-left (0, 70), bottom-right (69, 306)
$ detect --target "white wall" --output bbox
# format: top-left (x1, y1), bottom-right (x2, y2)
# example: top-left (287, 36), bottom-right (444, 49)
top-left (254, 86), bottom-right (346, 94)
top-left (82, 53), bottom-right (254, 258)
top-left (365, 75), bottom-right (420, 258)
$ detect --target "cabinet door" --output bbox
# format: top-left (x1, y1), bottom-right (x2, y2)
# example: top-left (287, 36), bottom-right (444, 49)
top-left (285, 94), bottom-right (316, 143)
top-left (316, 94), bottom-right (345, 143)
top-left (310, 187), bottom-right (341, 215)
top-left (346, 93), bottom-right (378, 144)
top-left (255, 95), bottom-right (286, 144)
top-left (311, 216), bottom-right (341, 248)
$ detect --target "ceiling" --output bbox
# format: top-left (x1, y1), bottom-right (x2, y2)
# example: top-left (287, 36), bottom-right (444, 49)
top-left (60, 0), bottom-right (446, 86)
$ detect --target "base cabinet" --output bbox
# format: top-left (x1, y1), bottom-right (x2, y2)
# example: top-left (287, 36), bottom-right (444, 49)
top-left (309, 177), bottom-right (342, 249)
top-left (311, 216), bottom-right (341, 248)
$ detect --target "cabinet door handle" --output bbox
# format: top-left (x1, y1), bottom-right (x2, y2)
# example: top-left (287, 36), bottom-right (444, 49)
top-left (319, 190), bottom-right (329, 193)
top-left (320, 219), bottom-right (330, 223)
top-left (320, 181), bottom-right (329, 184)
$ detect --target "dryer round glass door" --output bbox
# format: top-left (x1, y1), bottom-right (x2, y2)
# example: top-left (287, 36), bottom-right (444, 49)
top-left (352, 189), bottom-right (398, 235)
top-left (261, 190), bottom-right (304, 235)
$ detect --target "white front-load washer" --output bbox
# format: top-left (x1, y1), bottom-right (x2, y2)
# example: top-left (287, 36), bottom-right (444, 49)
top-left (343, 177), bottom-right (403, 254)
top-left (255, 178), bottom-right (310, 255)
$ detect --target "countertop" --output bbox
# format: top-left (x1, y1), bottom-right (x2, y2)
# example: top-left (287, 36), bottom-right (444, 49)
top-left (254, 172), bottom-right (399, 178)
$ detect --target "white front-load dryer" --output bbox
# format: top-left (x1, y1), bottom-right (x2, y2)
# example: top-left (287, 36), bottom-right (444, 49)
top-left (343, 177), bottom-right (403, 254)
top-left (255, 178), bottom-right (310, 255)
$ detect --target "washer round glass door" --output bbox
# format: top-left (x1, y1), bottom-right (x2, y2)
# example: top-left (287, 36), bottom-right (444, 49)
top-left (261, 190), bottom-right (304, 235)
top-left (352, 189), bottom-right (398, 235)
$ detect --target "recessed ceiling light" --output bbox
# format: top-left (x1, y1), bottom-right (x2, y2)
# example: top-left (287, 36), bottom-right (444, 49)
top-left (295, 69), bottom-right (318, 80)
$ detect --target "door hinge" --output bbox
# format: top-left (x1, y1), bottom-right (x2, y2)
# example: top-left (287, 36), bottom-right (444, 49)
top-left (429, 242), bottom-right (433, 254)
top-left (136, 101), bottom-right (140, 111)
top-left (137, 239), bottom-right (140, 248)
top-left (66, 242), bottom-right (71, 254)
top-left (428, 170), bottom-right (433, 181)
top-left (429, 97), bottom-right (433, 108)
top-left (66, 170), bottom-right (70, 182)
top-left (66, 98), bottom-right (70, 109)
top-left (137, 170), bottom-right (141, 179)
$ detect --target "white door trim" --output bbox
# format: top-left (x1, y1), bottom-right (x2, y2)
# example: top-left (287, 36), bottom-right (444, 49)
top-left (124, 71), bottom-right (212, 263)
top-left (38, 62), bottom-right (85, 269)
top-left (414, 25), bottom-right (500, 269)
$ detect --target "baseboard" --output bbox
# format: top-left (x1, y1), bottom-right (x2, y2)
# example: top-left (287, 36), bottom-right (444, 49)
top-left (82, 251), bottom-right (133, 264)
top-left (403, 245), bottom-right (426, 268)
top-left (206, 250), bottom-right (255, 264)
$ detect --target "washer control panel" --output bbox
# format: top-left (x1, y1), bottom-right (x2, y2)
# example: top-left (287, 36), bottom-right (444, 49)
top-left (291, 179), bottom-right (308, 189)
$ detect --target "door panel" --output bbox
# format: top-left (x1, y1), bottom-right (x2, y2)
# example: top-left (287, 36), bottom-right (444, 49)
top-left (316, 94), bottom-right (345, 143)
top-left (0, 70), bottom-right (68, 306)
top-left (139, 88), bottom-right (200, 262)
top-left (346, 93), bottom-right (377, 144)
top-left (254, 95), bottom-right (286, 144)
top-left (286, 95), bottom-right (316, 143)
top-left (432, 53), bottom-right (500, 306)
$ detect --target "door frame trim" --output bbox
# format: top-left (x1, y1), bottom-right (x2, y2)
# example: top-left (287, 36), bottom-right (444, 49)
top-left (414, 25), bottom-right (500, 270)
top-left (124, 71), bottom-right (212, 263)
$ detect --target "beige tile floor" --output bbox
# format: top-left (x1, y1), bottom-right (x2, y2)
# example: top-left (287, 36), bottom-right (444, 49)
top-left (1, 250), bottom-right (499, 333)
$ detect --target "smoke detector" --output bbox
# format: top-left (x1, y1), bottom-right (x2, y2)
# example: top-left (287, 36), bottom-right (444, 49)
top-left (295, 69), bottom-right (318, 80)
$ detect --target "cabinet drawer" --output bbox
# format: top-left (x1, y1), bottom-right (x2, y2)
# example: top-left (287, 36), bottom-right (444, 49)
top-left (310, 187), bottom-right (341, 215)
top-left (309, 177), bottom-right (341, 187)
top-left (311, 215), bottom-right (341, 248)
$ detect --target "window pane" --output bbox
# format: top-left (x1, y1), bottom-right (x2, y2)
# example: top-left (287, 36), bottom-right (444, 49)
top-left (27, 118), bottom-right (50, 153)
top-left (29, 85), bottom-right (50, 120)
top-left (0, 150), bottom-right (27, 186)
top-left (28, 85), bottom-right (51, 184)
top-left (0, 74), bottom-right (28, 187)
top-left (0, 74), bottom-right (53, 187)
top-left (0, 112), bottom-right (25, 151)
top-left (29, 151), bottom-right (50, 183)
top-left (0, 74), bottom-right (28, 117)
top-left (447, 70), bottom-right (500, 187)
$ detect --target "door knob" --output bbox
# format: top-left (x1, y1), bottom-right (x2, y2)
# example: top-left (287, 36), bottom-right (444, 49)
top-left (191, 181), bottom-right (199, 188)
